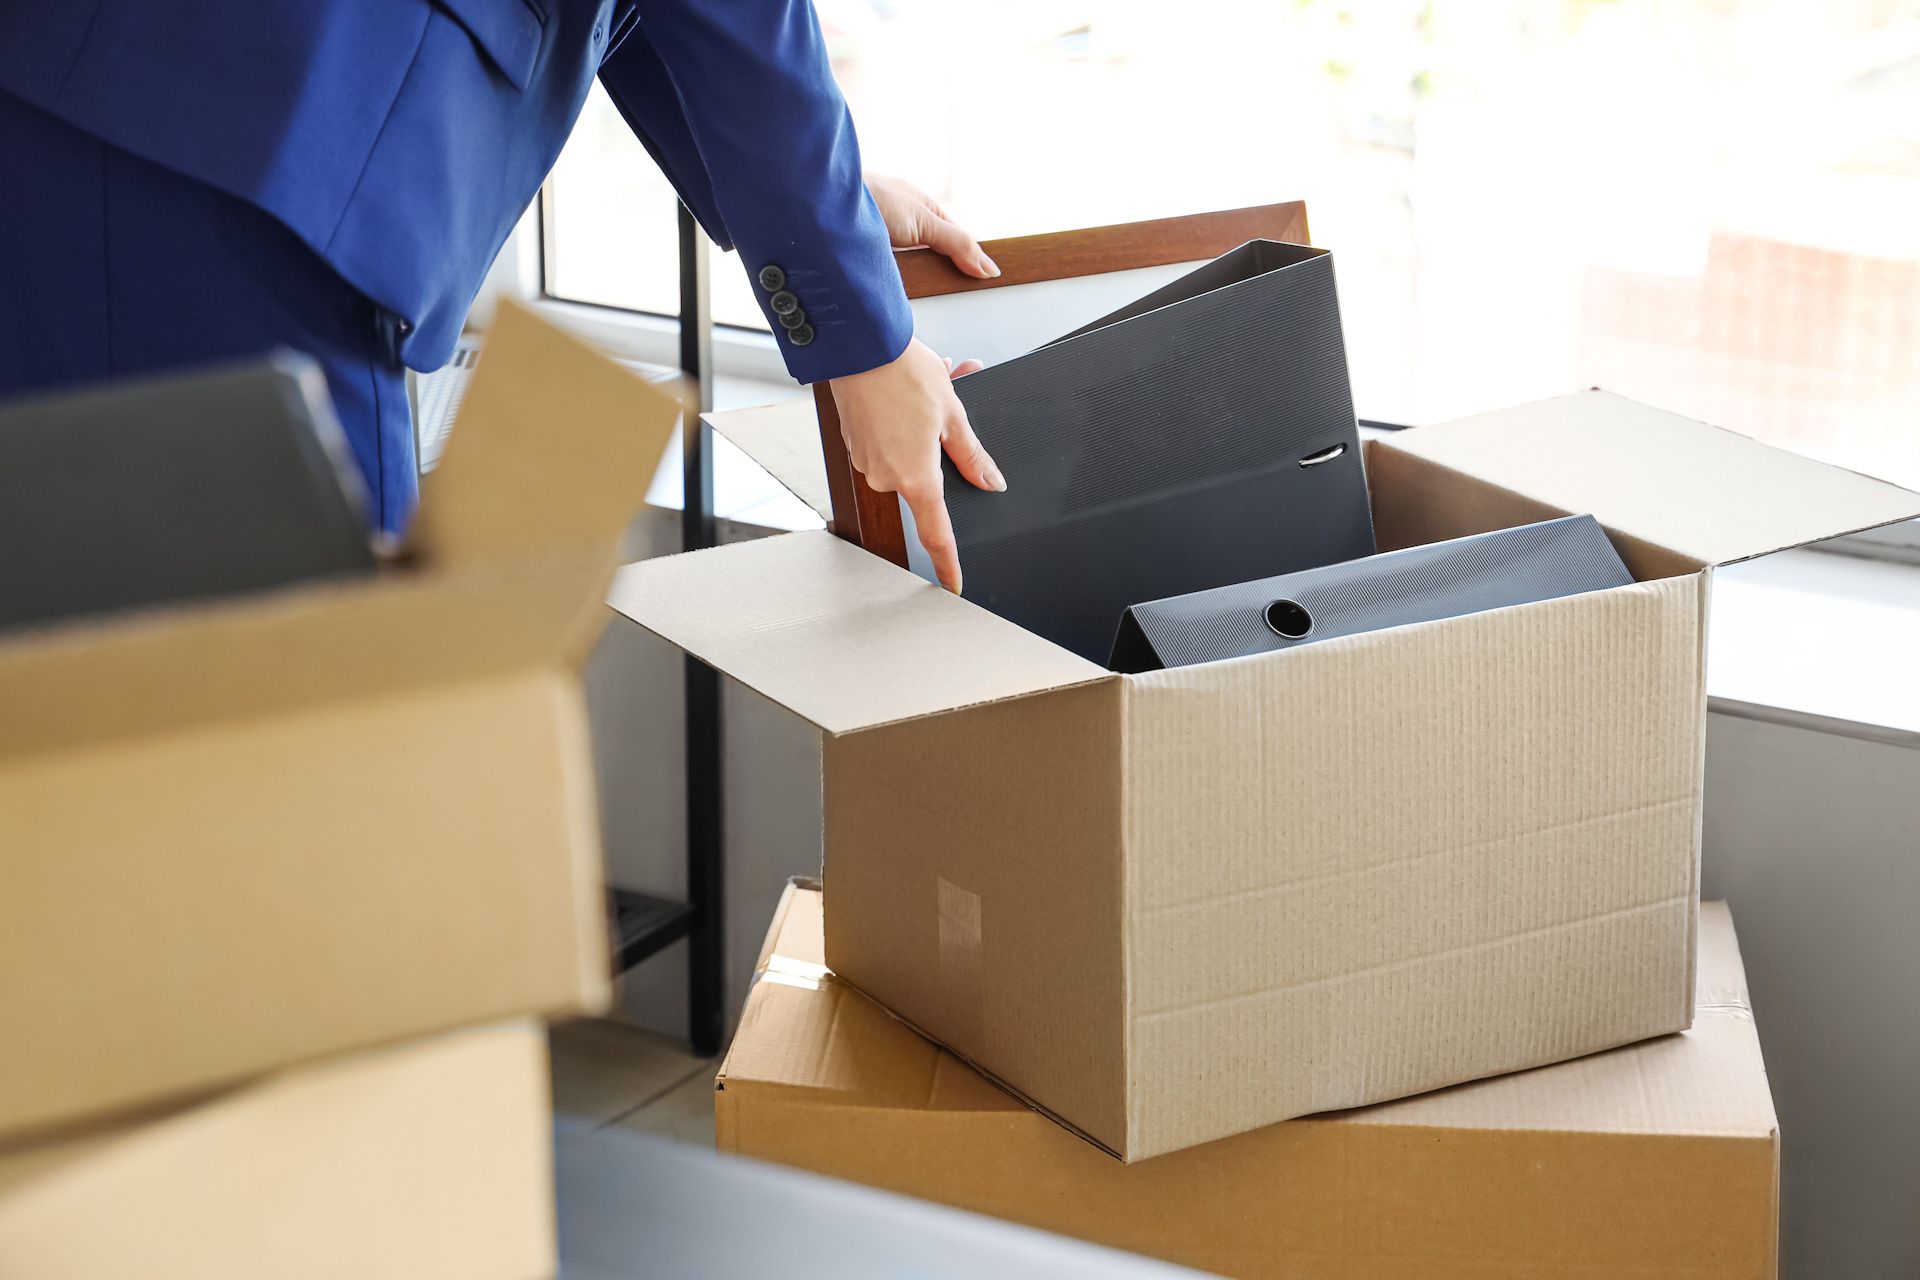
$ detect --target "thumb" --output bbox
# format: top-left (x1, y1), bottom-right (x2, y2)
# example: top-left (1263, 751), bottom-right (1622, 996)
top-left (920, 212), bottom-right (1000, 279)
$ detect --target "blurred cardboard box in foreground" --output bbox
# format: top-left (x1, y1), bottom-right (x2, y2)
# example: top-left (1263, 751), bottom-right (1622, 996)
top-left (0, 303), bottom-right (677, 1140)
top-left (0, 1022), bottom-right (553, 1280)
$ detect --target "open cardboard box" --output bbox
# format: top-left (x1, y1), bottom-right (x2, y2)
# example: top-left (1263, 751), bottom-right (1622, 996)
top-left (718, 884), bottom-right (1779, 1280)
top-left (0, 1022), bottom-right (554, 1279)
top-left (609, 384), bottom-right (1919, 1162)
top-left (0, 303), bottom-right (678, 1140)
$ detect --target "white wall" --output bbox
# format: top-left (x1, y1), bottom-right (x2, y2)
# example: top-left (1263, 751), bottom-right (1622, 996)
top-left (1701, 709), bottom-right (1920, 1280)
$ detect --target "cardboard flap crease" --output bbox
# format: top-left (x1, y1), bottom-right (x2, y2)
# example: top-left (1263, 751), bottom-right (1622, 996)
top-left (1380, 389), bottom-right (1920, 566)
top-left (604, 529), bottom-right (1107, 735)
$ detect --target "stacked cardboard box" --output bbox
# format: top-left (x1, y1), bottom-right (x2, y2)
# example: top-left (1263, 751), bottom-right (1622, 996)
top-left (720, 883), bottom-right (1779, 1280)
top-left (0, 304), bottom-right (679, 1277)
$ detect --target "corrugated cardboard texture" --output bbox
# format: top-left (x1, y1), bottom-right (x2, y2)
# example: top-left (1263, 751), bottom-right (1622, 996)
top-left (1120, 574), bottom-right (1707, 1157)
top-left (719, 890), bottom-right (1777, 1280)
top-left (605, 529), bottom-right (1106, 735)
top-left (1377, 390), bottom-right (1920, 567)
top-left (0, 1023), bottom-right (554, 1280)
top-left (824, 681), bottom-right (1131, 1153)
top-left (0, 671), bottom-right (607, 1138)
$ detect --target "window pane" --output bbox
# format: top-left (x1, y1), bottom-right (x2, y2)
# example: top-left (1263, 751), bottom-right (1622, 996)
top-left (543, 85), bottom-right (773, 330)
top-left (543, 1), bottom-right (1920, 488)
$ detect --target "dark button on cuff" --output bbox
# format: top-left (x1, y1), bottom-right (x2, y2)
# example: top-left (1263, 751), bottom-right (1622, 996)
top-left (777, 307), bottom-right (807, 330)
top-left (788, 323), bottom-right (815, 347)
top-left (769, 289), bottom-right (800, 315)
top-left (757, 264), bottom-right (786, 291)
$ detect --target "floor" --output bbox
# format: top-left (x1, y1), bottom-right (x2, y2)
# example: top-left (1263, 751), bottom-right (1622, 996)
top-left (548, 1018), bottom-right (719, 1145)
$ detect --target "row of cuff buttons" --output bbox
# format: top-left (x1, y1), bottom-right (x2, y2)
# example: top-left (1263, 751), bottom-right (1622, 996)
top-left (757, 264), bottom-right (814, 346)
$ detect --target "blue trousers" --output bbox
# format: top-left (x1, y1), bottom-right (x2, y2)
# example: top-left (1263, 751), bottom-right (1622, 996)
top-left (0, 89), bottom-right (416, 533)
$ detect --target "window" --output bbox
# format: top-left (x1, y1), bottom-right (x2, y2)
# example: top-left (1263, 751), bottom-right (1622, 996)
top-left (540, 1), bottom-right (1920, 489)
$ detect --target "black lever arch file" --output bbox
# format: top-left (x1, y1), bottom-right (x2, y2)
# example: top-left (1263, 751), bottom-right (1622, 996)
top-left (901, 240), bottom-right (1375, 663)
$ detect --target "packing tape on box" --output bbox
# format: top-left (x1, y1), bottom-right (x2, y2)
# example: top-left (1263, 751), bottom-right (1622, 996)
top-left (750, 955), bottom-right (829, 993)
top-left (762, 956), bottom-right (828, 991)
top-left (937, 877), bottom-right (987, 1051)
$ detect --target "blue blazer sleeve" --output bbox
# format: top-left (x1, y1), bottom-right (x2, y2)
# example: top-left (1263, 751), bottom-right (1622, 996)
top-left (599, 1), bottom-right (914, 384)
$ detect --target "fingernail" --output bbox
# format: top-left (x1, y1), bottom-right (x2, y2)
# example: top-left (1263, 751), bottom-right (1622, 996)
top-left (986, 468), bottom-right (1007, 492)
top-left (982, 255), bottom-right (1001, 278)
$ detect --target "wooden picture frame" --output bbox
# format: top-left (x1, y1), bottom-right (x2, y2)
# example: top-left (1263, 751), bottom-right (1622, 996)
top-left (811, 201), bottom-right (1311, 567)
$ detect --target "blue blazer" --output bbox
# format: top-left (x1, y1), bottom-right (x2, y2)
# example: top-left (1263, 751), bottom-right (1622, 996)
top-left (0, 0), bottom-right (913, 382)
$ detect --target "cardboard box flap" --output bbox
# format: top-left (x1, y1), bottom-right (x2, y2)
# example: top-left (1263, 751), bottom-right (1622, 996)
top-left (1381, 389), bottom-right (1920, 566)
top-left (415, 300), bottom-right (682, 565)
top-left (0, 555), bottom-right (612, 763)
top-left (704, 400), bottom-right (834, 524)
top-left (605, 530), bottom-right (1107, 735)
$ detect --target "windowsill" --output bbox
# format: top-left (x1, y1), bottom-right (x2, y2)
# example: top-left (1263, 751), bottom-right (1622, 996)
top-left (1707, 547), bottom-right (1920, 746)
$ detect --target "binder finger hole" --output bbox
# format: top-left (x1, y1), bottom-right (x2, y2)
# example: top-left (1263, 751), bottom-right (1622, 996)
top-left (1265, 599), bottom-right (1314, 640)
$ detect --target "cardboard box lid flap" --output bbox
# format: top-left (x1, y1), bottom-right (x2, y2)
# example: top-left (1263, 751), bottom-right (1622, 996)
top-left (605, 530), bottom-right (1107, 735)
top-left (704, 400), bottom-right (834, 524)
top-left (414, 300), bottom-right (681, 566)
top-left (0, 547), bottom-right (611, 762)
top-left (1381, 390), bottom-right (1920, 566)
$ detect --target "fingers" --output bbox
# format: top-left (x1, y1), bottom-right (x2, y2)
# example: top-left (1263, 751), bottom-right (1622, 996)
top-left (942, 408), bottom-right (1006, 494)
top-left (946, 357), bottom-right (986, 379)
top-left (919, 210), bottom-right (1000, 279)
top-left (900, 482), bottom-right (963, 595)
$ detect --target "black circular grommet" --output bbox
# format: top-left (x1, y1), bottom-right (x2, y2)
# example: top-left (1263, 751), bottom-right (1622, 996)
top-left (757, 265), bottom-right (787, 292)
top-left (1264, 599), bottom-right (1314, 640)
top-left (788, 323), bottom-right (815, 347)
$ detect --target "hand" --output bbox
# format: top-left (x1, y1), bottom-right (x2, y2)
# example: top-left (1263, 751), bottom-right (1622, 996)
top-left (866, 174), bottom-right (1000, 279)
top-left (830, 339), bottom-right (1000, 594)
